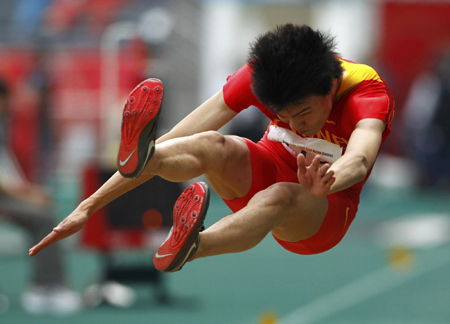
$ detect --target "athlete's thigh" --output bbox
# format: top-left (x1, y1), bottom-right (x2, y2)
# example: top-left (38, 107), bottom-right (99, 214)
top-left (221, 138), bottom-right (278, 212)
top-left (268, 182), bottom-right (329, 242)
top-left (273, 190), bottom-right (358, 255)
top-left (204, 135), bottom-right (253, 200)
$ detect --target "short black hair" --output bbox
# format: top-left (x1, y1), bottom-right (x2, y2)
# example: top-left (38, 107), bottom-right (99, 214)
top-left (248, 24), bottom-right (344, 113)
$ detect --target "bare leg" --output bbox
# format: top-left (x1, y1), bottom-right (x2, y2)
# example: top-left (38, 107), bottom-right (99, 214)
top-left (191, 182), bottom-right (328, 260)
top-left (143, 131), bottom-right (328, 260)
top-left (144, 131), bottom-right (252, 200)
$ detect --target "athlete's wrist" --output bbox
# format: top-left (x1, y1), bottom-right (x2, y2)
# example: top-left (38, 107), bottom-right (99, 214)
top-left (78, 196), bottom-right (102, 217)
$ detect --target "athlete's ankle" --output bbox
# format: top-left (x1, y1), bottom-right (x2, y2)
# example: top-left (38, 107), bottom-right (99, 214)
top-left (142, 153), bottom-right (159, 175)
top-left (187, 234), bottom-right (203, 262)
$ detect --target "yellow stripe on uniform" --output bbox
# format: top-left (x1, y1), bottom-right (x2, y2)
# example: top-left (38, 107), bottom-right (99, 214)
top-left (336, 59), bottom-right (382, 100)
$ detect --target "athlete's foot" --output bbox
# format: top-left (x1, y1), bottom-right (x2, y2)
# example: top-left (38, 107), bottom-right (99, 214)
top-left (117, 78), bottom-right (164, 178)
top-left (153, 182), bottom-right (210, 273)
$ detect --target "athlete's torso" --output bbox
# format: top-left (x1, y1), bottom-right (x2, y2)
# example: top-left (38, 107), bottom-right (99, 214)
top-left (223, 58), bottom-right (395, 195)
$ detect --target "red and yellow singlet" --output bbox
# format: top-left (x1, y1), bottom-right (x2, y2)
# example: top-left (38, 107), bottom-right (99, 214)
top-left (223, 58), bottom-right (395, 198)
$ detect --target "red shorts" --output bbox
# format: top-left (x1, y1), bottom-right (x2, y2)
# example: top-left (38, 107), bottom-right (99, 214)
top-left (223, 136), bottom-right (359, 255)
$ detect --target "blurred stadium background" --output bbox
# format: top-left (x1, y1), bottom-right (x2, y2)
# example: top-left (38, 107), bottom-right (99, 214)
top-left (1, 0), bottom-right (450, 323)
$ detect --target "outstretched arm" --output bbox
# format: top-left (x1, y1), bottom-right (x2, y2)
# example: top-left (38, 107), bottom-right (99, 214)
top-left (297, 118), bottom-right (386, 198)
top-left (29, 89), bottom-right (237, 256)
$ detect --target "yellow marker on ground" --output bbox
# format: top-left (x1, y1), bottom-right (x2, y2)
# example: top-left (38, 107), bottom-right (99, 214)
top-left (386, 245), bottom-right (416, 273)
top-left (259, 310), bottom-right (278, 324)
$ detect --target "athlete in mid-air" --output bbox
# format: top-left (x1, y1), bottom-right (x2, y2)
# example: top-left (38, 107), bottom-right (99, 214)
top-left (29, 24), bottom-right (394, 273)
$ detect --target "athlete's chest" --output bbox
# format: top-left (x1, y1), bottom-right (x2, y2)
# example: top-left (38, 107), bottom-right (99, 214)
top-left (307, 118), bottom-right (349, 151)
top-left (270, 107), bottom-right (350, 152)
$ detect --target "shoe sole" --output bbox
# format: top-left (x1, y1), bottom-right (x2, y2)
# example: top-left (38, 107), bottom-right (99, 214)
top-left (117, 78), bottom-right (163, 178)
top-left (164, 182), bottom-right (210, 273)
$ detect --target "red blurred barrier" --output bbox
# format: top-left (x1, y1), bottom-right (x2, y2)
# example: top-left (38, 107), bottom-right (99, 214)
top-left (80, 164), bottom-right (145, 252)
top-left (379, 1), bottom-right (450, 114)
top-left (0, 42), bottom-right (148, 179)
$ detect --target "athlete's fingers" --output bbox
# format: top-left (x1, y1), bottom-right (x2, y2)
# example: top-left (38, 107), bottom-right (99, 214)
top-left (322, 169), bottom-right (335, 183)
top-left (29, 228), bottom-right (62, 257)
top-left (325, 176), bottom-right (336, 188)
top-left (310, 155), bottom-right (321, 171)
top-left (297, 154), bottom-right (307, 176)
top-left (319, 163), bottom-right (331, 177)
top-left (297, 154), bottom-right (310, 187)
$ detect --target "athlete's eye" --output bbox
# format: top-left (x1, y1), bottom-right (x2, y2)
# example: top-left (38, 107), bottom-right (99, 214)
top-left (277, 114), bottom-right (288, 122)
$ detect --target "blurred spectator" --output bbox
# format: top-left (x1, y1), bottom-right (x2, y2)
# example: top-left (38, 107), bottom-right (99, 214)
top-left (26, 45), bottom-right (55, 182)
top-left (45, 0), bottom-right (129, 35)
top-left (0, 77), bottom-right (82, 315)
top-left (403, 47), bottom-right (450, 190)
top-left (11, 0), bottom-right (52, 41)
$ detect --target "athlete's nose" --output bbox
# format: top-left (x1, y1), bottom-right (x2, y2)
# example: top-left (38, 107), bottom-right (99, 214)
top-left (290, 121), bottom-right (305, 132)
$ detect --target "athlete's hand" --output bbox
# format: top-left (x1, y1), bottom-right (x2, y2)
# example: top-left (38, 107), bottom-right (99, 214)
top-left (29, 208), bottom-right (90, 257)
top-left (297, 154), bottom-right (336, 198)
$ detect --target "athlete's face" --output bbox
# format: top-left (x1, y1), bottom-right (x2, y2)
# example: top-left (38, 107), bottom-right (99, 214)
top-left (276, 79), bottom-right (339, 136)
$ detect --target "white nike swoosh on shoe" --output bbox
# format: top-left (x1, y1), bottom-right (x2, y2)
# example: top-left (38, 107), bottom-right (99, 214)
top-left (172, 242), bottom-right (197, 272)
top-left (155, 252), bottom-right (174, 259)
top-left (119, 150), bottom-right (136, 166)
top-left (144, 140), bottom-right (155, 162)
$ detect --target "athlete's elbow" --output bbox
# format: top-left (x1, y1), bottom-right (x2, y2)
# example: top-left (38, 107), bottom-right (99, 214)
top-left (355, 156), bottom-right (372, 182)
top-left (354, 168), bottom-right (367, 183)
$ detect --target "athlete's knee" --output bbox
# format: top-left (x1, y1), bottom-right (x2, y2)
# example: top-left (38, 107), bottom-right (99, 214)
top-left (193, 131), bottom-right (229, 167)
top-left (206, 130), bottom-right (227, 148)
top-left (192, 131), bottom-right (223, 149)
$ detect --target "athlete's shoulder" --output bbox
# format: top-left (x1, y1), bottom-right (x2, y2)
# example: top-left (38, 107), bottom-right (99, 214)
top-left (226, 62), bottom-right (253, 83)
top-left (223, 63), bottom-right (259, 113)
top-left (333, 58), bottom-right (394, 137)
top-left (340, 58), bottom-right (381, 79)
top-left (336, 58), bottom-right (385, 100)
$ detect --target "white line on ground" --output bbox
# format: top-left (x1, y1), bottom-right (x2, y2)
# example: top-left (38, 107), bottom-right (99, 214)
top-left (281, 248), bottom-right (450, 324)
